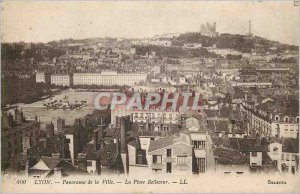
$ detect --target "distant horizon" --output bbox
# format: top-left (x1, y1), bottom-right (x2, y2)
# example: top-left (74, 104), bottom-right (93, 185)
top-left (1, 1), bottom-right (299, 45)
top-left (2, 31), bottom-right (299, 47)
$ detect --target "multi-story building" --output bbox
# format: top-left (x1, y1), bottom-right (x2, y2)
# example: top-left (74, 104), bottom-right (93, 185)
top-left (148, 133), bottom-right (193, 174)
top-left (35, 72), bottom-right (51, 84)
top-left (36, 72), bottom-right (46, 83)
top-left (147, 117), bottom-right (212, 174)
top-left (111, 105), bottom-right (181, 126)
top-left (184, 117), bottom-right (210, 173)
top-left (73, 71), bottom-right (147, 86)
top-left (268, 138), bottom-right (299, 174)
top-left (1, 109), bottom-right (40, 171)
top-left (242, 100), bottom-right (299, 138)
top-left (50, 74), bottom-right (71, 87)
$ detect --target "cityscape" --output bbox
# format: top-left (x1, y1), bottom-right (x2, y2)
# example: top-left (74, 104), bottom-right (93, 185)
top-left (0, 1), bottom-right (299, 193)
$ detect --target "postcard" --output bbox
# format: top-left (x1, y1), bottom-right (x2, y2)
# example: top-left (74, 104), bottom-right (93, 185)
top-left (1, 0), bottom-right (299, 193)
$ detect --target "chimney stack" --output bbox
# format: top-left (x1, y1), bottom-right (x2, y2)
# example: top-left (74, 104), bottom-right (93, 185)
top-left (120, 117), bottom-right (127, 154)
top-left (15, 108), bottom-right (24, 123)
top-left (255, 135), bottom-right (261, 147)
top-left (8, 113), bottom-right (14, 127)
top-left (77, 153), bottom-right (87, 173)
top-left (57, 117), bottom-right (65, 134)
top-left (93, 130), bottom-right (99, 151)
top-left (120, 116), bottom-right (129, 175)
top-left (46, 122), bottom-right (54, 138)
top-left (98, 125), bottom-right (104, 150)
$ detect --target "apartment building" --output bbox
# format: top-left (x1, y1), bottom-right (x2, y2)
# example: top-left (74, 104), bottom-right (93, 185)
top-left (73, 72), bottom-right (147, 86)
top-left (242, 100), bottom-right (299, 138)
top-left (148, 133), bottom-right (193, 174)
top-left (268, 138), bottom-right (299, 174)
top-left (111, 105), bottom-right (181, 126)
top-left (51, 74), bottom-right (71, 87)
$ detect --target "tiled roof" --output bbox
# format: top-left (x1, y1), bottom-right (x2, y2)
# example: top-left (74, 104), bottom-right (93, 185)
top-left (148, 133), bottom-right (191, 152)
top-left (213, 147), bottom-right (249, 165)
top-left (30, 156), bottom-right (61, 171)
top-left (229, 138), bottom-right (268, 152)
top-left (99, 143), bottom-right (119, 166)
top-left (207, 120), bottom-right (229, 133)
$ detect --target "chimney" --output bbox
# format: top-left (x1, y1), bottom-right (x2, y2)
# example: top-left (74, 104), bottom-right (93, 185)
top-left (145, 115), bottom-right (149, 131)
top-left (98, 125), bottom-right (104, 150)
top-left (77, 153), bottom-right (87, 173)
top-left (46, 122), bottom-right (54, 138)
top-left (14, 108), bottom-right (19, 119)
top-left (116, 138), bottom-right (120, 153)
top-left (57, 117), bottom-right (65, 134)
top-left (15, 108), bottom-right (24, 123)
top-left (120, 116), bottom-right (129, 174)
top-left (120, 117), bottom-right (127, 154)
top-left (255, 135), bottom-right (261, 147)
top-left (8, 113), bottom-right (14, 127)
top-left (93, 130), bottom-right (99, 151)
top-left (25, 160), bottom-right (29, 177)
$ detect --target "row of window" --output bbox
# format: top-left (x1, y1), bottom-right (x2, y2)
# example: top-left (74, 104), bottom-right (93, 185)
top-left (281, 154), bottom-right (297, 161)
top-left (192, 141), bottom-right (206, 150)
top-left (134, 113), bottom-right (178, 119)
top-left (275, 116), bottom-right (299, 123)
top-left (152, 155), bottom-right (189, 165)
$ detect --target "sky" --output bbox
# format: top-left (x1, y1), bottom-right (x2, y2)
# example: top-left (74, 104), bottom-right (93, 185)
top-left (1, 1), bottom-right (299, 45)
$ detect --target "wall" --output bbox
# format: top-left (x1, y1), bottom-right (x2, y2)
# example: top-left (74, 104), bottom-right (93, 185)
top-left (250, 152), bottom-right (262, 166)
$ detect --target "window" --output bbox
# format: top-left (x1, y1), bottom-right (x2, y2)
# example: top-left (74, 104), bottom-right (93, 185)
top-left (284, 117), bottom-right (289, 123)
top-left (251, 152), bottom-right (257, 157)
top-left (286, 154), bottom-right (290, 161)
top-left (177, 156), bottom-right (187, 165)
top-left (292, 166), bottom-right (296, 174)
top-left (273, 147), bottom-right (278, 152)
top-left (292, 155), bottom-right (296, 161)
top-left (275, 116), bottom-right (279, 121)
top-left (251, 163), bottom-right (257, 166)
top-left (167, 149), bottom-right (172, 157)
top-left (197, 158), bottom-right (206, 173)
top-left (153, 155), bottom-right (162, 164)
top-left (163, 126), bottom-right (169, 131)
top-left (193, 141), bottom-right (206, 149)
top-left (297, 117), bottom-right (299, 123)
top-left (281, 154), bottom-right (284, 160)
top-left (274, 160), bottom-right (278, 166)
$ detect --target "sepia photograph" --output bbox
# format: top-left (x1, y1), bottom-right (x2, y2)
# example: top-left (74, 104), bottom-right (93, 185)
top-left (0, 0), bottom-right (299, 193)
